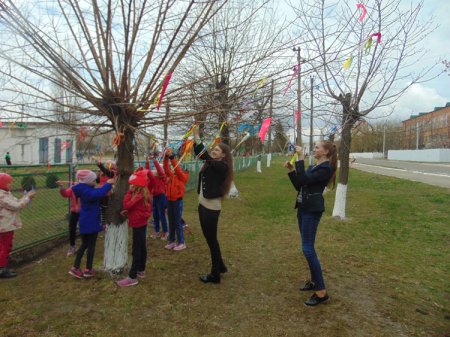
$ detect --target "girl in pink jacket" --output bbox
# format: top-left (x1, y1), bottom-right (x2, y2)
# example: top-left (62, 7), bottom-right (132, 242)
top-left (0, 173), bottom-right (36, 279)
top-left (58, 181), bottom-right (81, 256)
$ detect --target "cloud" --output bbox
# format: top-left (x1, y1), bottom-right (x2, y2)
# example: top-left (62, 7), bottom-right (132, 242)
top-left (391, 84), bottom-right (449, 121)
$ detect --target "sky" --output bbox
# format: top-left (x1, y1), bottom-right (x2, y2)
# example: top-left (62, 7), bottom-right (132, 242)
top-left (278, 0), bottom-right (450, 123)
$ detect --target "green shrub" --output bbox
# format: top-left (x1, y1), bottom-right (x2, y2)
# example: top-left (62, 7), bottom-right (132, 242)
top-left (46, 174), bottom-right (59, 188)
top-left (21, 176), bottom-right (36, 192)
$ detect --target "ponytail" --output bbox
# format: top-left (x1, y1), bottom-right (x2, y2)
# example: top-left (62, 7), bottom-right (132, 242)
top-left (321, 140), bottom-right (337, 189)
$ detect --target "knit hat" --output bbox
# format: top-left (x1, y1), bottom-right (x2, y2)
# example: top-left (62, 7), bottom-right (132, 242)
top-left (0, 173), bottom-right (13, 191)
top-left (129, 170), bottom-right (148, 187)
top-left (76, 170), bottom-right (97, 184)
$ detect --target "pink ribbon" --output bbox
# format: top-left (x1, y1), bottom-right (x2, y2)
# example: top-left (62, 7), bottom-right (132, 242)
top-left (258, 117), bottom-right (272, 142)
top-left (294, 111), bottom-right (301, 125)
top-left (356, 4), bottom-right (367, 22)
top-left (157, 71), bottom-right (173, 110)
top-left (284, 65), bottom-right (300, 95)
top-left (370, 32), bottom-right (382, 43)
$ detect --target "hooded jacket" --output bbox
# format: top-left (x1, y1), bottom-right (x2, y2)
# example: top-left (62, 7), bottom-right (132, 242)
top-left (72, 182), bottom-right (112, 234)
top-left (0, 189), bottom-right (31, 232)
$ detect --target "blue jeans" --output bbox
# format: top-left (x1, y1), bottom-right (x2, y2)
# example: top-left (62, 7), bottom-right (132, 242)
top-left (297, 209), bottom-right (325, 290)
top-left (152, 194), bottom-right (168, 233)
top-left (167, 199), bottom-right (184, 244)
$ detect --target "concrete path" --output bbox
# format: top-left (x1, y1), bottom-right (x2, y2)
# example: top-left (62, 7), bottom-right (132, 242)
top-left (351, 158), bottom-right (450, 189)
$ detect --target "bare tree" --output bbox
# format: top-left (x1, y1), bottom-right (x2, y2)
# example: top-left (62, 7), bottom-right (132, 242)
top-left (0, 0), bottom-right (227, 272)
top-left (289, 0), bottom-right (436, 218)
top-left (175, 0), bottom-right (292, 145)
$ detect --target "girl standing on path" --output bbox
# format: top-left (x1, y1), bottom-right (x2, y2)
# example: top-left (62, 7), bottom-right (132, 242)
top-left (193, 126), bottom-right (233, 284)
top-left (284, 141), bottom-right (337, 306)
top-left (117, 169), bottom-right (152, 287)
top-left (68, 170), bottom-right (114, 279)
top-left (0, 173), bottom-right (36, 279)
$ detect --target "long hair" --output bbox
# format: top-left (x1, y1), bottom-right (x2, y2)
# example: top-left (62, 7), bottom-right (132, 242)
top-left (131, 185), bottom-right (151, 206)
top-left (217, 143), bottom-right (234, 196)
top-left (320, 140), bottom-right (338, 189)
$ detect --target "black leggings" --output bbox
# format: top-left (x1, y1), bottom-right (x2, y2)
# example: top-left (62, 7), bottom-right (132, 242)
top-left (198, 204), bottom-right (226, 277)
top-left (129, 225), bottom-right (147, 279)
top-left (74, 233), bottom-right (98, 270)
top-left (69, 212), bottom-right (79, 246)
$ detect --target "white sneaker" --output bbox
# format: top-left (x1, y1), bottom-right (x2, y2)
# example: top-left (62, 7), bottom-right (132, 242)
top-left (173, 243), bottom-right (186, 251)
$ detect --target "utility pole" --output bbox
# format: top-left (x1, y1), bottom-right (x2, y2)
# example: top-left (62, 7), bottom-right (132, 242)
top-left (309, 76), bottom-right (314, 165)
top-left (293, 47), bottom-right (302, 146)
top-left (268, 80), bottom-right (274, 152)
top-left (416, 120), bottom-right (419, 150)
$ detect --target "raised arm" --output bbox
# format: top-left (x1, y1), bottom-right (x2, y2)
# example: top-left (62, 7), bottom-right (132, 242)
top-left (0, 193), bottom-right (31, 211)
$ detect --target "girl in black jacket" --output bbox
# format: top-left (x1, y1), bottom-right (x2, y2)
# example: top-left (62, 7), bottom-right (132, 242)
top-left (193, 126), bottom-right (234, 284)
top-left (285, 141), bottom-right (337, 306)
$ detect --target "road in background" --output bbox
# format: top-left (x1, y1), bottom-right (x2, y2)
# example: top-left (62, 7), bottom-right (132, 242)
top-left (351, 158), bottom-right (450, 189)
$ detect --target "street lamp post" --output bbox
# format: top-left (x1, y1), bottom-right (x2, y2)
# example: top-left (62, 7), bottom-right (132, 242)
top-left (292, 46), bottom-right (303, 146)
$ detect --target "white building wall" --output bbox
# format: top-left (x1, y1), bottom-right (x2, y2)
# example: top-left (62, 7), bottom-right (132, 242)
top-left (388, 149), bottom-right (450, 162)
top-left (0, 124), bottom-right (76, 165)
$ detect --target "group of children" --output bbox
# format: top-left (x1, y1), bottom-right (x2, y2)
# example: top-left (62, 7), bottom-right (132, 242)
top-left (0, 150), bottom-right (190, 287)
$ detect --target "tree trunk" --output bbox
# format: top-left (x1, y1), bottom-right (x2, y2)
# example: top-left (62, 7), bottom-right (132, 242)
top-left (332, 93), bottom-right (357, 219)
top-left (103, 127), bottom-right (135, 273)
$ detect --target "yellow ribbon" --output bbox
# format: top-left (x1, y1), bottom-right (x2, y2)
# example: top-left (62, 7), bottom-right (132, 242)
top-left (289, 153), bottom-right (298, 165)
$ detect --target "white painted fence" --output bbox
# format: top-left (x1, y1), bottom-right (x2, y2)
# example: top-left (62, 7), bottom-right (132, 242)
top-left (388, 149), bottom-right (450, 162)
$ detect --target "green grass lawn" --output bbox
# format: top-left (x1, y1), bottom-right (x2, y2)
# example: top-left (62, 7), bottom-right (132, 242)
top-left (0, 157), bottom-right (449, 337)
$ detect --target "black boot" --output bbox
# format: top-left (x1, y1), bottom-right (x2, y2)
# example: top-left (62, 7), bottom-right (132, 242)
top-left (219, 264), bottom-right (228, 274)
top-left (0, 268), bottom-right (17, 279)
top-left (199, 274), bottom-right (220, 284)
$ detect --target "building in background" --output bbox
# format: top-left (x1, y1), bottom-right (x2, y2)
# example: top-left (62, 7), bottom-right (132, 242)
top-left (402, 103), bottom-right (450, 149)
top-left (0, 122), bottom-right (76, 165)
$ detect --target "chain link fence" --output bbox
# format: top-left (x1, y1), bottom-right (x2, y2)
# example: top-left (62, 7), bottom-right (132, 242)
top-left (2, 154), bottom-right (273, 253)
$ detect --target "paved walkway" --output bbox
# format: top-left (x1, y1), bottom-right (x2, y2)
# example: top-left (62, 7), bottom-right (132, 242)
top-left (351, 158), bottom-right (450, 189)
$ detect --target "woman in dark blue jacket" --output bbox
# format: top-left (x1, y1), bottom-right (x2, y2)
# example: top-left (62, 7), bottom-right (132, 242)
top-left (285, 141), bottom-right (337, 306)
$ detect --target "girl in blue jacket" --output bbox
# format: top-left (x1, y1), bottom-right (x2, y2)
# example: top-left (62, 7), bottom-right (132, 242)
top-left (68, 170), bottom-right (114, 279)
top-left (285, 141), bottom-right (337, 306)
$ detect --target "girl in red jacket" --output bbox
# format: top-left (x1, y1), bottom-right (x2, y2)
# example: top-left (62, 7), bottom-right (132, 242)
top-left (145, 157), bottom-right (168, 240)
top-left (117, 169), bottom-right (152, 287)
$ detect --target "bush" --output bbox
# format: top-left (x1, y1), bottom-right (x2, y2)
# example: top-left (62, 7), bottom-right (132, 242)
top-left (46, 174), bottom-right (59, 189)
top-left (21, 176), bottom-right (36, 192)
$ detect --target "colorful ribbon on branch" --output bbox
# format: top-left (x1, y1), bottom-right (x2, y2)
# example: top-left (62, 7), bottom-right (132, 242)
top-left (258, 117), bottom-right (272, 142)
top-left (294, 111), bottom-right (301, 125)
top-left (284, 65), bottom-right (300, 95)
top-left (173, 139), bottom-right (194, 169)
top-left (370, 32), bottom-right (382, 43)
top-left (343, 56), bottom-right (353, 70)
top-left (112, 132), bottom-right (125, 147)
top-left (157, 71), bottom-right (173, 110)
top-left (232, 132), bottom-right (251, 153)
top-left (208, 122), bottom-right (226, 149)
top-left (356, 4), bottom-right (367, 22)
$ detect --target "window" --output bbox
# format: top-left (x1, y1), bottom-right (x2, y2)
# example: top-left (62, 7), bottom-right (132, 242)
top-left (54, 138), bottom-right (61, 163)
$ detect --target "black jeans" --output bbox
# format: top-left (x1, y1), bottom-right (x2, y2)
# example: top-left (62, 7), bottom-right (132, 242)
top-left (129, 225), bottom-right (147, 279)
top-left (74, 233), bottom-right (98, 270)
top-left (198, 204), bottom-right (225, 277)
top-left (69, 212), bottom-right (79, 246)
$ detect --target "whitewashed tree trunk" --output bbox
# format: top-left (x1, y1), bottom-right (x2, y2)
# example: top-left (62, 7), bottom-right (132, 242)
top-left (256, 160), bottom-right (262, 173)
top-left (266, 153), bottom-right (272, 167)
top-left (103, 222), bottom-right (129, 273)
top-left (332, 183), bottom-right (347, 219)
top-left (228, 181), bottom-right (240, 198)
